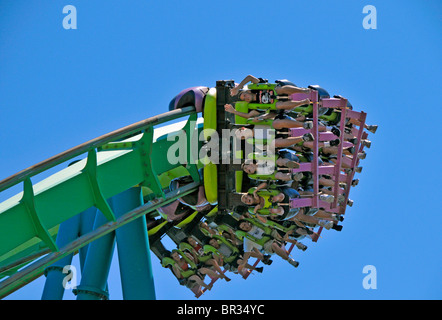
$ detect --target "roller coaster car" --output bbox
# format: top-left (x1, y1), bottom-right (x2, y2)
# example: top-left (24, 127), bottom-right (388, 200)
top-left (155, 173), bottom-right (211, 230)
top-left (275, 79), bottom-right (296, 87)
top-left (200, 80), bottom-right (246, 214)
top-left (308, 85), bottom-right (330, 99)
top-left (160, 250), bottom-right (203, 293)
top-left (161, 78), bottom-right (372, 297)
top-left (169, 86), bottom-right (210, 113)
top-left (157, 201), bottom-right (196, 223)
top-left (334, 95), bottom-right (353, 110)
top-left (169, 172), bottom-right (212, 212)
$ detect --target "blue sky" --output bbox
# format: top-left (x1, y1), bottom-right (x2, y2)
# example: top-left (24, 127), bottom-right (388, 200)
top-left (0, 0), bottom-right (441, 300)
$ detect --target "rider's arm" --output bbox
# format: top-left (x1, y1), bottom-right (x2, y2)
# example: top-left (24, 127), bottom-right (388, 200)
top-left (254, 182), bottom-right (268, 193)
top-left (231, 75), bottom-right (260, 96)
top-left (236, 75), bottom-right (260, 90)
top-left (224, 104), bottom-right (260, 119)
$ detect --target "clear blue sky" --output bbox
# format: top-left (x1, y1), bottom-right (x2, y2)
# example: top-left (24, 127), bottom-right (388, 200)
top-left (0, 0), bottom-right (440, 300)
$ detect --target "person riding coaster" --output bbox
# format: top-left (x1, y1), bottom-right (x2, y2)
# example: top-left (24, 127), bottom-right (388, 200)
top-left (225, 103), bottom-right (342, 138)
top-left (241, 210), bottom-right (309, 251)
top-left (179, 236), bottom-right (232, 283)
top-left (225, 103), bottom-right (314, 130)
top-left (239, 183), bottom-right (301, 223)
top-left (242, 149), bottom-right (310, 182)
top-left (179, 215), bottom-right (270, 275)
top-left (230, 75), bottom-right (311, 111)
top-left (201, 210), bottom-right (275, 267)
top-left (158, 169), bottom-right (214, 223)
top-left (229, 75), bottom-right (353, 138)
top-left (170, 172), bottom-right (213, 212)
top-left (238, 180), bottom-right (342, 229)
top-left (160, 76), bottom-right (368, 294)
top-left (235, 216), bottom-right (301, 269)
top-left (233, 126), bottom-right (340, 157)
top-left (242, 148), bottom-right (350, 197)
top-left (264, 215), bottom-right (315, 248)
top-left (203, 235), bottom-right (264, 275)
top-left (162, 249), bottom-right (222, 294)
top-left (233, 123), bottom-right (315, 153)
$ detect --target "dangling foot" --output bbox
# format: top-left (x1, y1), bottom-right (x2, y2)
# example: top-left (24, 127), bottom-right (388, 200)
top-left (348, 138), bottom-right (358, 145)
top-left (335, 214), bottom-right (344, 222)
top-left (262, 255), bottom-right (273, 265)
top-left (361, 139), bottom-right (371, 148)
top-left (288, 258), bottom-right (300, 268)
top-left (295, 242), bottom-right (308, 251)
top-left (302, 133), bottom-right (315, 141)
top-left (324, 139), bottom-right (340, 147)
top-left (331, 126), bottom-right (341, 137)
top-left (357, 151), bottom-right (367, 159)
top-left (255, 267), bottom-right (264, 273)
top-left (347, 146), bottom-right (355, 155)
top-left (303, 121), bottom-right (314, 129)
top-left (366, 125), bottom-right (378, 134)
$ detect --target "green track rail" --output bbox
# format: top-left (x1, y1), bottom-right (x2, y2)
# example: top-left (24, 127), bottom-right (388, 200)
top-left (0, 106), bottom-right (203, 298)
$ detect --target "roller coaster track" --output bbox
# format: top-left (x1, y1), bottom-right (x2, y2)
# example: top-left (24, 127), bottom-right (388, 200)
top-left (0, 106), bottom-right (202, 298)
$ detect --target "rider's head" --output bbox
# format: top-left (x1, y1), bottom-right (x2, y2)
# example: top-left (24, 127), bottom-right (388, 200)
top-left (239, 90), bottom-right (255, 103)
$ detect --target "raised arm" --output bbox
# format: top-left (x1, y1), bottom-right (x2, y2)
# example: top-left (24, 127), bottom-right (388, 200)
top-left (231, 75), bottom-right (260, 96)
top-left (250, 111), bottom-right (277, 122)
top-left (254, 182), bottom-right (268, 194)
top-left (253, 202), bottom-right (264, 214)
top-left (224, 103), bottom-right (260, 119)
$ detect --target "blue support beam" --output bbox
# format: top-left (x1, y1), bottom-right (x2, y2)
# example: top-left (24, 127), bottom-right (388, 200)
top-left (112, 187), bottom-right (156, 300)
top-left (41, 207), bottom-right (98, 300)
top-left (74, 209), bottom-right (115, 300)
top-left (41, 213), bottom-right (80, 300)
